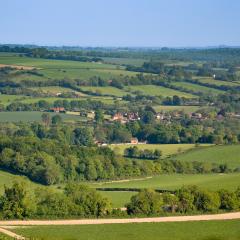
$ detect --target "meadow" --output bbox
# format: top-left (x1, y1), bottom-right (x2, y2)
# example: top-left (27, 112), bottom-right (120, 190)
top-left (0, 111), bottom-right (84, 122)
top-left (80, 86), bottom-right (129, 97)
top-left (109, 143), bottom-right (211, 158)
top-left (193, 77), bottom-right (240, 87)
top-left (126, 85), bottom-right (195, 98)
top-left (173, 81), bottom-right (224, 94)
top-left (90, 173), bottom-right (240, 191)
top-left (174, 144), bottom-right (240, 168)
top-left (13, 220), bottom-right (240, 240)
top-left (153, 105), bottom-right (203, 113)
top-left (0, 54), bottom-right (139, 82)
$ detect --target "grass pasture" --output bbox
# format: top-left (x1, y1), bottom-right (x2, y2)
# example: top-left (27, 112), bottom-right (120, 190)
top-left (80, 86), bottom-right (129, 97)
top-left (90, 173), bottom-right (240, 191)
top-left (13, 220), bottom-right (240, 240)
top-left (126, 85), bottom-right (195, 98)
top-left (193, 77), bottom-right (240, 87)
top-left (0, 111), bottom-right (84, 123)
top-left (100, 191), bottom-right (136, 208)
top-left (173, 81), bottom-right (224, 95)
top-left (0, 54), bottom-right (139, 82)
top-left (110, 144), bottom-right (211, 158)
top-left (29, 86), bottom-right (87, 96)
top-left (174, 144), bottom-right (240, 168)
top-left (153, 105), bottom-right (205, 113)
top-left (0, 170), bottom-right (39, 194)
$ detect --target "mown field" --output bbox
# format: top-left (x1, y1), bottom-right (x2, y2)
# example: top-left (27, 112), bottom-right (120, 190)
top-left (90, 173), bottom-right (240, 191)
top-left (0, 93), bottom-right (118, 106)
top-left (173, 81), bottom-right (224, 94)
top-left (13, 220), bottom-right (240, 240)
top-left (174, 144), bottom-right (240, 168)
top-left (110, 143), bottom-right (211, 158)
top-left (126, 85), bottom-right (195, 98)
top-left (0, 111), bottom-right (85, 122)
top-left (29, 86), bottom-right (87, 96)
top-left (193, 77), bottom-right (240, 87)
top-left (80, 86), bottom-right (129, 97)
top-left (0, 54), bottom-right (139, 82)
top-left (153, 105), bottom-right (203, 113)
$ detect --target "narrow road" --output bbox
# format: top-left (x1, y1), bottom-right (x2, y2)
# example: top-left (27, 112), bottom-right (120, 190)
top-left (0, 212), bottom-right (239, 226)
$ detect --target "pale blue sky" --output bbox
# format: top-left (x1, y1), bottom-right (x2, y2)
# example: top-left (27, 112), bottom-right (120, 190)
top-left (1, 0), bottom-right (240, 47)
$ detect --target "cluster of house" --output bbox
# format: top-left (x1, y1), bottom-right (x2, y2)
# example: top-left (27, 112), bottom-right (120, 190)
top-left (112, 112), bottom-right (140, 123)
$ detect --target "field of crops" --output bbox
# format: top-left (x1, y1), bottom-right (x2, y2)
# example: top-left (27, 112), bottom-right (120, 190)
top-left (110, 143), bottom-right (211, 158)
top-left (174, 144), bottom-right (240, 168)
top-left (13, 220), bottom-right (240, 240)
top-left (126, 85), bottom-right (195, 98)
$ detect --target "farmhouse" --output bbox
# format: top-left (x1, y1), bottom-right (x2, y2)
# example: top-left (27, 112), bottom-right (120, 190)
top-left (130, 138), bottom-right (139, 144)
top-left (112, 112), bottom-right (124, 121)
top-left (49, 107), bottom-right (65, 113)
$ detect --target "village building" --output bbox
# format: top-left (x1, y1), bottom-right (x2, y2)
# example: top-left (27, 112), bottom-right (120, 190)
top-left (49, 107), bottom-right (65, 113)
top-left (130, 138), bottom-right (139, 144)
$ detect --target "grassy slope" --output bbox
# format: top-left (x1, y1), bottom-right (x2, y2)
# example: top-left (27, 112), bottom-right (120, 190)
top-left (0, 112), bottom-right (85, 123)
top-left (100, 191), bottom-right (136, 208)
top-left (173, 81), bottom-right (224, 94)
top-left (90, 173), bottom-right (240, 191)
top-left (193, 77), bottom-right (240, 87)
top-left (80, 86), bottom-right (129, 97)
top-left (14, 220), bottom-right (240, 240)
top-left (0, 170), bottom-right (39, 194)
top-left (0, 54), bottom-right (138, 81)
top-left (110, 144), bottom-right (211, 158)
top-left (174, 144), bottom-right (240, 168)
top-left (153, 105), bottom-right (203, 113)
top-left (126, 85), bottom-right (195, 98)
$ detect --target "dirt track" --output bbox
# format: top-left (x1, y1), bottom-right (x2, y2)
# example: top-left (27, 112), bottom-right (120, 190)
top-left (0, 212), bottom-right (239, 226)
top-left (0, 212), bottom-right (239, 239)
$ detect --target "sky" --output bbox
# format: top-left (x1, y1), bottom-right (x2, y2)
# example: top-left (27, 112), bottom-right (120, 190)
top-left (1, 0), bottom-right (240, 47)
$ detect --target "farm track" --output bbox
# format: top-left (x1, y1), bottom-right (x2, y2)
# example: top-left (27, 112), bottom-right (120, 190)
top-left (0, 212), bottom-right (239, 227)
top-left (0, 227), bottom-right (25, 239)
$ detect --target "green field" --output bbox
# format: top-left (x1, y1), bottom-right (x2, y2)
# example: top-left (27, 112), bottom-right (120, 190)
top-left (110, 144), bottom-right (211, 158)
top-left (80, 86), bottom-right (129, 97)
top-left (153, 105), bottom-right (203, 113)
top-left (0, 93), bottom-right (117, 105)
top-left (0, 94), bottom-right (27, 106)
top-left (29, 86), bottom-right (87, 96)
top-left (0, 111), bottom-right (84, 122)
top-left (193, 77), bottom-right (240, 87)
top-left (90, 173), bottom-right (240, 191)
top-left (13, 220), bottom-right (240, 240)
top-left (100, 191), bottom-right (136, 208)
top-left (173, 81), bottom-right (224, 94)
top-left (0, 54), bottom-right (139, 82)
top-left (102, 57), bottom-right (145, 66)
top-left (174, 144), bottom-right (240, 168)
top-left (0, 170), bottom-right (39, 194)
top-left (126, 85), bottom-right (195, 98)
